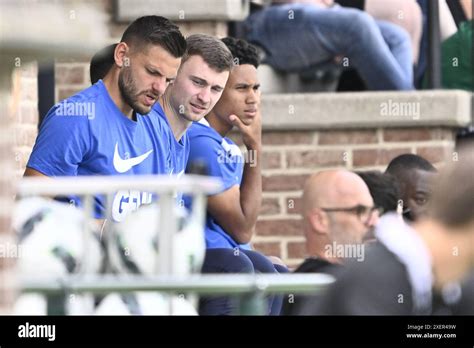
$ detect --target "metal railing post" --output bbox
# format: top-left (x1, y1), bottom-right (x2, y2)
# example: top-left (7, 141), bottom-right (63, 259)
top-left (427, 0), bottom-right (442, 89)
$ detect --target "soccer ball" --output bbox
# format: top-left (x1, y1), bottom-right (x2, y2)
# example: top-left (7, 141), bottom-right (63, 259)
top-left (94, 292), bottom-right (198, 315)
top-left (106, 202), bottom-right (205, 276)
top-left (12, 197), bottom-right (104, 276)
top-left (12, 197), bottom-right (104, 315)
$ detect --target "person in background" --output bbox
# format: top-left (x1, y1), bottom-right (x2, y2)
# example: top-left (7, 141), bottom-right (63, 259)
top-left (385, 154), bottom-right (437, 222)
top-left (282, 169), bottom-right (380, 315)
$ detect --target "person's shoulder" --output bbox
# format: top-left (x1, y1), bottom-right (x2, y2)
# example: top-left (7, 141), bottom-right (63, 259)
top-left (294, 257), bottom-right (342, 275)
top-left (188, 121), bottom-right (221, 143)
top-left (45, 82), bottom-right (104, 122)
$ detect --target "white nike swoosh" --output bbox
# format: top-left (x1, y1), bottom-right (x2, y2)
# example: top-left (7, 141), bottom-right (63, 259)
top-left (113, 143), bottom-right (153, 173)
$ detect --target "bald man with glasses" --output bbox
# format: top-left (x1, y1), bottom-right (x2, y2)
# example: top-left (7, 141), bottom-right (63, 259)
top-left (282, 169), bottom-right (380, 315)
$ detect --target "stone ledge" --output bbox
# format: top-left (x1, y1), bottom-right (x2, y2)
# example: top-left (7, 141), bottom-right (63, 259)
top-left (115, 0), bottom-right (249, 22)
top-left (261, 90), bottom-right (473, 130)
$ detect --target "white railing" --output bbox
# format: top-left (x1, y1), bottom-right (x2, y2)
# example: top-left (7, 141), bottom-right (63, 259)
top-left (16, 175), bottom-right (334, 315)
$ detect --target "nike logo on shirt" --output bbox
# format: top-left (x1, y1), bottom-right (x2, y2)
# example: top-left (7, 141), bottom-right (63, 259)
top-left (113, 143), bottom-right (153, 173)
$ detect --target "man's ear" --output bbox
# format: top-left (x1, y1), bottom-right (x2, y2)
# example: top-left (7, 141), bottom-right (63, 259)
top-left (114, 42), bottom-right (129, 68)
top-left (307, 208), bottom-right (329, 235)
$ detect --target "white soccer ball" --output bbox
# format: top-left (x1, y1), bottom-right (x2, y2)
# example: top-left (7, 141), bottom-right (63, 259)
top-left (12, 197), bottom-right (104, 315)
top-left (13, 197), bottom-right (104, 276)
top-left (107, 203), bottom-right (205, 276)
top-left (94, 292), bottom-right (198, 315)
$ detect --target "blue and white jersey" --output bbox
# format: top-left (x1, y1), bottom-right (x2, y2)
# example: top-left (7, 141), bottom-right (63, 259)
top-left (185, 119), bottom-right (251, 250)
top-left (153, 103), bottom-right (189, 178)
top-left (153, 102), bottom-right (190, 204)
top-left (27, 80), bottom-right (170, 221)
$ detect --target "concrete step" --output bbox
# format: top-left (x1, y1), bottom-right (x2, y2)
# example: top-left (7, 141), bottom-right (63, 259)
top-left (258, 64), bottom-right (341, 94)
top-left (260, 90), bottom-right (472, 130)
top-left (115, 0), bottom-right (249, 22)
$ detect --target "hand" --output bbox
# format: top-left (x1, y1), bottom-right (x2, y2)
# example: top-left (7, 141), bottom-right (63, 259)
top-left (228, 111), bottom-right (262, 150)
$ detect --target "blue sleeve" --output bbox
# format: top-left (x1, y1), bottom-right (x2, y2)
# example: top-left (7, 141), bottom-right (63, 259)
top-left (27, 107), bottom-right (91, 177)
top-left (187, 136), bottom-right (239, 194)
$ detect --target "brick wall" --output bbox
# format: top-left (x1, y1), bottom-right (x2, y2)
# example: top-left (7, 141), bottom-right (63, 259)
top-left (1, 62), bottom-right (38, 312)
top-left (11, 63), bottom-right (39, 178)
top-left (237, 127), bottom-right (455, 268)
top-left (55, 0), bottom-right (228, 104)
top-left (11, 2), bottom-right (463, 270)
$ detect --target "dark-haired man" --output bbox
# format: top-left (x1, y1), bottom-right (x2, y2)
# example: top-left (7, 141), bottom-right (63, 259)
top-left (356, 170), bottom-right (400, 216)
top-left (25, 16), bottom-right (186, 220)
top-left (185, 37), bottom-right (287, 315)
top-left (385, 154), bottom-right (437, 222)
top-left (88, 34), bottom-right (234, 202)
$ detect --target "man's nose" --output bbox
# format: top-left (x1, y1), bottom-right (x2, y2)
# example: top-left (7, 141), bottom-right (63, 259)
top-left (197, 87), bottom-right (210, 104)
top-left (152, 77), bottom-right (168, 97)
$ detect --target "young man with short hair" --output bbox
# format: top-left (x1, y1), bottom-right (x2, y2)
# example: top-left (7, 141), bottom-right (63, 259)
top-left (89, 34), bottom-right (234, 193)
top-left (25, 16), bottom-right (186, 221)
top-left (385, 154), bottom-right (437, 222)
top-left (186, 37), bottom-right (287, 315)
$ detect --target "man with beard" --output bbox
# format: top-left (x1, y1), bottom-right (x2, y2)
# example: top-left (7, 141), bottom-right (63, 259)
top-left (25, 16), bottom-right (186, 221)
top-left (88, 34), bottom-right (234, 205)
top-left (282, 169), bottom-right (380, 315)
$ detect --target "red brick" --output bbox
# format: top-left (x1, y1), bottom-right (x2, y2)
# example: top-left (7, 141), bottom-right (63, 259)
top-left (319, 129), bottom-right (377, 145)
top-left (13, 127), bottom-right (37, 147)
top-left (18, 149), bottom-right (32, 172)
top-left (58, 88), bottom-right (83, 101)
top-left (263, 174), bottom-right (308, 192)
top-left (353, 148), bottom-right (411, 167)
top-left (286, 197), bottom-right (302, 215)
top-left (0, 215), bottom-right (11, 232)
top-left (20, 80), bottom-right (37, 102)
top-left (256, 219), bottom-right (303, 236)
top-left (260, 198), bottom-right (281, 215)
top-left (416, 146), bottom-right (451, 164)
top-left (20, 104), bottom-right (39, 125)
top-left (287, 241), bottom-right (307, 259)
top-left (262, 152), bottom-right (281, 169)
top-left (287, 149), bottom-right (346, 168)
top-left (20, 63), bottom-right (38, 78)
top-left (383, 128), bottom-right (454, 142)
top-left (253, 242), bottom-right (282, 258)
top-left (263, 131), bottom-right (313, 145)
top-left (56, 66), bottom-right (86, 85)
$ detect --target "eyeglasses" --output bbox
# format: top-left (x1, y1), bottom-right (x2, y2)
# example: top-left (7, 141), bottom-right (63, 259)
top-left (320, 204), bottom-right (383, 224)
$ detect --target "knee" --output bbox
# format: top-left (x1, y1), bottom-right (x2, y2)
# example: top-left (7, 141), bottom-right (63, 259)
top-left (340, 9), bottom-right (379, 39)
top-left (243, 250), bottom-right (279, 274)
top-left (202, 248), bottom-right (254, 274)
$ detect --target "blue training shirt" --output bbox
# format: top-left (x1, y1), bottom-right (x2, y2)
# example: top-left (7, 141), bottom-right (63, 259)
top-left (153, 102), bottom-right (190, 204)
top-left (186, 119), bottom-right (251, 250)
top-left (27, 80), bottom-right (172, 222)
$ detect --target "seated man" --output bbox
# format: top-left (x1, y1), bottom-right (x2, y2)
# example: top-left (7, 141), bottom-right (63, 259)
top-left (25, 16), bottom-right (186, 221)
top-left (356, 170), bottom-right (401, 216)
top-left (282, 169), bottom-right (380, 315)
top-left (385, 154), bottom-right (437, 222)
top-left (242, 0), bottom-right (414, 90)
top-left (311, 145), bottom-right (474, 315)
top-left (186, 37), bottom-right (287, 315)
top-left (90, 34), bottom-right (234, 190)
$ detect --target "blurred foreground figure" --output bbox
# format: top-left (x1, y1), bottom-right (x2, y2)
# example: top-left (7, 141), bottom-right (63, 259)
top-left (311, 145), bottom-right (474, 315)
